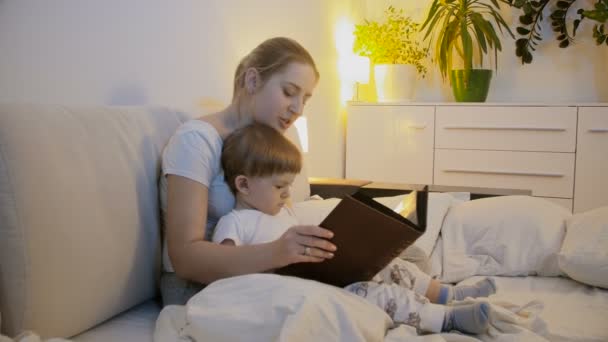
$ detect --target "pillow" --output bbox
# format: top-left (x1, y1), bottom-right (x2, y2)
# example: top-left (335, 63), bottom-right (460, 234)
top-left (441, 196), bottom-right (571, 283)
top-left (558, 206), bottom-right (608, 288)
top-left (374, 192), bottom-right (468, 259)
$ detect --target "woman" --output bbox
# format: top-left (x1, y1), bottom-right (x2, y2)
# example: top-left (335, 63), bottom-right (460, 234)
top-left (159, 37), bottom-right (337, 305)
top-left (159, 39), bottom-right (495, 335)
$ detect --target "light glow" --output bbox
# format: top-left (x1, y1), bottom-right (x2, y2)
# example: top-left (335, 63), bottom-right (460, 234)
top-left (294, 116), bottom-right (308, 153)
top-left (335, 17), bottom-right (369, 104)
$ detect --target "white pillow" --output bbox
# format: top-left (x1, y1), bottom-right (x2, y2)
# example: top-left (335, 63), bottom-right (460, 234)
top-left (558, 206), bottom-right (608, 288)
top-left (374, 192), bottom-right (468, 260)
top-left (441, 196), bottom-right (571, 283)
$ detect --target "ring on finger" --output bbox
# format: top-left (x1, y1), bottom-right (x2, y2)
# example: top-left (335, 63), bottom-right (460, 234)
top-left (304, 246), bottom-right (311, 256)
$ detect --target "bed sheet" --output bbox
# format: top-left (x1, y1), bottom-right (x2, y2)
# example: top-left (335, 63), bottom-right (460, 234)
top-left (458, 276), bottom-right (608, 342)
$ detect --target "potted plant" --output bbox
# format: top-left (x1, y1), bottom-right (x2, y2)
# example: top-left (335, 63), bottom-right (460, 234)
top-left (420, 0), bottom-right (514, 102)
top-left (505, 0), bottom-right (608, 64)
top-left (353, 6), bottom-right (429, 102)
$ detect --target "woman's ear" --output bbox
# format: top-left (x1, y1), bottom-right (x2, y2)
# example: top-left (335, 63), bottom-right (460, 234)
top-left (234, 175), bottom-right (250, 195)
top-left (244, 67), bottom-right (261, 95)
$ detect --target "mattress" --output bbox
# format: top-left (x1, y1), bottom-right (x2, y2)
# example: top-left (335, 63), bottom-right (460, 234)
top-left (459, 275), bottom-right (608, 342)
top-left (71, 299), bottom-right (160, 342)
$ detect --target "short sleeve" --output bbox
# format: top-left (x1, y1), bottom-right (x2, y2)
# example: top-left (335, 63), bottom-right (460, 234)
top-left (162, 122), bottom-right (223, 187)
top-left (212, 213), bottom-right (243, 245)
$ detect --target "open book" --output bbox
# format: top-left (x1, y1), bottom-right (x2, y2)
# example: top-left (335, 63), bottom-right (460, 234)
top-left (277, 186), bottom-right (428, 287)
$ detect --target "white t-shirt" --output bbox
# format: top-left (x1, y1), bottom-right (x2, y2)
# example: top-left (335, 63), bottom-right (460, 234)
top-left (159, 120), bottom-right (235, 272)
top-left (212, 207), bottom-right (298, 246)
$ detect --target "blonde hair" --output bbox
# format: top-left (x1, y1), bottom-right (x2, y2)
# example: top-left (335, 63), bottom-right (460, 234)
top-left (222, 123), bottom-right (302, 194)
top-left (232, 37), bottom-right (320, 100)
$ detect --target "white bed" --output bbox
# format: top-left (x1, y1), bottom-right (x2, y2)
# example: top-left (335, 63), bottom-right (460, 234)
top-left (151, 192), bottom-right (608, 342)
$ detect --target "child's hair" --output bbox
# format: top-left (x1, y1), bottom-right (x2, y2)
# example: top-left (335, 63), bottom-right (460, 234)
top-left (232, 37), bottom-right (320, 100)
top-left (222, 122), bottom-right (302, 194)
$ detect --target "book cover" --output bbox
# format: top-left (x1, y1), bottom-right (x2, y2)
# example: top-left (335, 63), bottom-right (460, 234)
top-left (277, 186), bottom-right (428, 287)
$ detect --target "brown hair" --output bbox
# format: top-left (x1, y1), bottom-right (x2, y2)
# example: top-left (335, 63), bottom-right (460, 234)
top-left (222, 122), bottom-right (302, 194)
top-left (232, 37), bottom-right (320, 100)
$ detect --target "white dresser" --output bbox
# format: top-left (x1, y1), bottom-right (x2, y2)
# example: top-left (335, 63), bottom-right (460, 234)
top-left (346, 103), bottom-right (608, 213)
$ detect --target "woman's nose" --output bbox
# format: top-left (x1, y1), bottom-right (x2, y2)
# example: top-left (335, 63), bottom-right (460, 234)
top-left (289, 98), bottom-right (304, 117)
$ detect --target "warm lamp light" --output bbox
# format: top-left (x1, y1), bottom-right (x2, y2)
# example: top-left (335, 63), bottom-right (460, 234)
top-left (351, 55), bottom-right (370, 83)
top-left (294, 116), bottom-right (309, 153)
top-left (350, 55), bottom-right (370, 102)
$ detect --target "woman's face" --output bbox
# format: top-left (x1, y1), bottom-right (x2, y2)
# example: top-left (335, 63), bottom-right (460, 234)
top-left (251, 62), bottom-right (318, 133)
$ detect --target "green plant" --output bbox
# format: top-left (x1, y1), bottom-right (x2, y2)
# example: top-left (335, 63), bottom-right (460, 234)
top-left (506, 0), bottom-right (608, 64)
top-left (353, 6), bottom-right (429, 76)
top-left (420, 0), bottom-right (514, 80)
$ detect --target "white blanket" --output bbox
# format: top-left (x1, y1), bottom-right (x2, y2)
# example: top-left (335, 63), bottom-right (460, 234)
top-left (154, 274), bottom-right (547, 342)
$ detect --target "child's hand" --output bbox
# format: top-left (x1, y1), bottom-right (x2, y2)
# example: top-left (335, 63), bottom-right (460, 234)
top-left (273, 225), bottom-right (337, 267)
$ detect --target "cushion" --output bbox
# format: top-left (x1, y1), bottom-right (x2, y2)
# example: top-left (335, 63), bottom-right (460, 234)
top-left (376, 192), bottom-right (466, 252)
top-left (558, 206), bottom-right (608, 288)
top-left (0, 104), bottom-right (184, 338)
top-left (441, 196), bottom-right (571, 283)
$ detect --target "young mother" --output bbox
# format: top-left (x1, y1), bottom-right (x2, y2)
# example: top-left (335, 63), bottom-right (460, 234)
top-left (159, 37), bottom-right (337, 305)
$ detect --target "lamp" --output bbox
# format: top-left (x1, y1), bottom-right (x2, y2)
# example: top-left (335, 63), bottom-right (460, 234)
top-left (350, 55), bottom-right (370, 102)
top-left (294, 116), bottom-right (309, 153)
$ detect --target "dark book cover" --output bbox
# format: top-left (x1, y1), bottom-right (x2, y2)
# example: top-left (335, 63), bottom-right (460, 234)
top-left (277, 186), bottom-right (428, 287)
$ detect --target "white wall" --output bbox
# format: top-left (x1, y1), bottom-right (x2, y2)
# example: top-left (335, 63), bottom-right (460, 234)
top-left (0, 0), bottom-right (353, 178)
top-left (361, 0), bottom-right (608, 102)
top-left (0, 1), bottom-right (606, 179)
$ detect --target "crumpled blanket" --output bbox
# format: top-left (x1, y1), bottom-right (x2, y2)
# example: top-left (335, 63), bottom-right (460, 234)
top-left (153, 274), bottom-right (549, 342)
top-left (0, 332), bottom-right (70, 342)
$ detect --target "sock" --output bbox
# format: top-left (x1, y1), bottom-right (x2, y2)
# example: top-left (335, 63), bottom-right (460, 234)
top-left (442, 302), bottom-right (490, 334)
top-left (438, 285), bottom-right (451, 304)
top-left (452, 278), bottom-right (497, 302)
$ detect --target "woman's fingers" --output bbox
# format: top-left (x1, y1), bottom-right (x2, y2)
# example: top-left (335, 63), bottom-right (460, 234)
top-left (300, 246), bottom-right (334, 261)
top-left (294, 225), bottom-right (337, 252)
top-left (295, 225), bottom-right (334, 239)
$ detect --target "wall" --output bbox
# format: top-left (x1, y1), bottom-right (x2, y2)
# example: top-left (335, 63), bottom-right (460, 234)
top-left (0, 0), bottom-right (354, 178)
top-left (360, 0), bottom-right (608, 103)
top-left (0, 0), bottom-right (606, 179)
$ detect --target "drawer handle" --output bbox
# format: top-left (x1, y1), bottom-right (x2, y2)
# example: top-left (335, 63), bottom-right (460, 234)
top-left (443, 168), bottom-right (564, 177)
top-left (588, 128), bottom-right (608, 133)
top-left (408, 124), bottom-right (427, 129)
top-left (444, 125), bottom-right (566, 132)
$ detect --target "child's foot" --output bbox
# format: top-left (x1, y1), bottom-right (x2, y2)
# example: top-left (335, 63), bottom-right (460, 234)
top-left (452, 278), bottom-right (497, 301)
top-left (442, 302), bottom-right (491, 334)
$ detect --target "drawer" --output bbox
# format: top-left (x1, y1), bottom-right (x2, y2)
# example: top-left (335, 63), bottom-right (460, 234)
top-left (574, 106), bottom-right (608, 213)
top-left (434, 149), bottom-right (575, 198)
top-left (346, 105), bottom-right (434, 184)
top-left (436, 106), bottom-right (577, 152)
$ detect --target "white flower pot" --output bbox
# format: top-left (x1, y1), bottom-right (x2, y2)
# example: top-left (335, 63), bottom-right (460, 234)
top-left (374, 64), bottom-right (417, 102)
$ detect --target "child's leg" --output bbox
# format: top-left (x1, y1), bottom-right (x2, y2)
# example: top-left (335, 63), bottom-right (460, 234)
top-left (374, 258), bottom-right (433, 297)
top-left (345, 280), bottom-right (444, 333)
top-left (375, 258), bottom-right (497, 304)
top-left (345, 281), bottom-right (490, 334)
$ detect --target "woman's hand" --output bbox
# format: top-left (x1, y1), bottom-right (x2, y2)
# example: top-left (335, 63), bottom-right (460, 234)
top-left (273, 225), bottom-right (337, 267)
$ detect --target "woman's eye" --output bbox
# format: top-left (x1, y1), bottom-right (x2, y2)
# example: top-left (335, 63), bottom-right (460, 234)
top-left (283, 88), bottom-right (294, 97)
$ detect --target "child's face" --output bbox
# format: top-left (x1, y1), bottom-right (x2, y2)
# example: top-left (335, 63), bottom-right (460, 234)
top-left (243, 173), bottom-right (297, 215)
